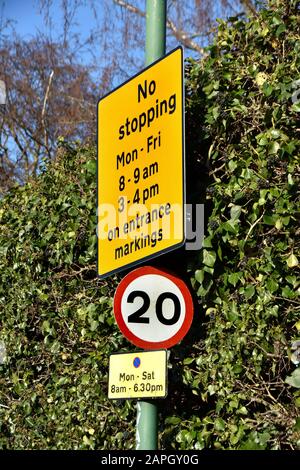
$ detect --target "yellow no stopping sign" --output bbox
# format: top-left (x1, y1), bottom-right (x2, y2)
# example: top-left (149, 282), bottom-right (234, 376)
top-left (97, 47), bottom-right (185, 278)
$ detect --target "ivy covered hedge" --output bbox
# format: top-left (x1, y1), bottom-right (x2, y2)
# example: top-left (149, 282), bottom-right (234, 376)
top-left (0, 0), bottom-right (299, 449)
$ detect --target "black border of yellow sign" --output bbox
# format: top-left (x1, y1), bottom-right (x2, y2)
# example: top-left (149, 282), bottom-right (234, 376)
top-left (97, 46), bottom-right (185, 279)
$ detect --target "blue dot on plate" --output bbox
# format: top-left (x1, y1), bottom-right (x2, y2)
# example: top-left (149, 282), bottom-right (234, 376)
top-left (133, 357), bottom-right (141, 368)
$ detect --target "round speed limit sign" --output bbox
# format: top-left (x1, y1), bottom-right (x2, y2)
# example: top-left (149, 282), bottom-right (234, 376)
top-left (113, 266), bottom-right (194, 349)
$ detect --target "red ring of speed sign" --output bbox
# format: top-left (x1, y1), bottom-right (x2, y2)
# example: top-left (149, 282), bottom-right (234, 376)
top-left (113, 266), bottom-right (194, 349)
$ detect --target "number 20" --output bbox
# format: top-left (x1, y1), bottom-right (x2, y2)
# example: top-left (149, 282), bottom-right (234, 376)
top-left (127, 290), bottom-right (181, 325)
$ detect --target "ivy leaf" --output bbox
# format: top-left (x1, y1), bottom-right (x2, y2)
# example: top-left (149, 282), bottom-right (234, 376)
top-left (276, 23), bottom-right (286, 36)
top-left (203, 249), bottom-right (216, 268)
top-left (266, 278), bottom-right (278, 293)
top-left (294, 418), bottom-right (300, 431)
top-left (165, 416), bottom-right (182, 425)
top-left (268, 141), bottom-right (280, 154)
top-left (214, 418), bottom-right (226, 431)
top-left (230, 205), bottom-right (242, 221)
top-left (291, 102), bottom-right (300, 113)
top-left (228, 272), bottom-right (243, 287)
top-left (287, 254), bottom-right (298, 268)
top-left (244, 285), bottom-right (255, 300)
top-left (195, 269), bottom-right (204, 283)
top-left (285, 369), bottom-right (300, 388)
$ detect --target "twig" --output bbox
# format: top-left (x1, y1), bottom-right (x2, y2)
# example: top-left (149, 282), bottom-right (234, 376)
top-left (239, 0), bottom-right (257, 15)
top-left (244, 211), bottom-right (264, 242)
top-left (166, 17), bottom-right (205, 55)
top-left (114, 0), bottom-right (205, 54)
top-left (41, 70), bottom-right (54, 149)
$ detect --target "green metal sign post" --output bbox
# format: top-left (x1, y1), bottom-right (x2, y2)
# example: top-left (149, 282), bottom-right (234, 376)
top-left (145, 0), bottom-right (167, 65)
top-left (136, 0), bottom-right (167, 451)
top-left (136, 400), bottom-right (158, 450)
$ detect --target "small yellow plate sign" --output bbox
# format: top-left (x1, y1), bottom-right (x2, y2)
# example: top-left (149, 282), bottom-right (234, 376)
top-left (108, 350), bottom-right (167, 399)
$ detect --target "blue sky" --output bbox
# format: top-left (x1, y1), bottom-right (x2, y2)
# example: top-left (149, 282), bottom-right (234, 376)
top-left (1, 1), bottom-right (235, 82)
top-left (2, 0), bottom-right (107, 79)
top-left (2, 0), bottom-right (100, 43)
top-left (3, 0), bottom-right (43, 38)
top-left (1, 1), bottom-right (243, 90)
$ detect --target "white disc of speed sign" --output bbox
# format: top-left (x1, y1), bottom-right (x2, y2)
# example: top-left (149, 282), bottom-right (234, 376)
top-left (113, 266), bottom-right (194, 349)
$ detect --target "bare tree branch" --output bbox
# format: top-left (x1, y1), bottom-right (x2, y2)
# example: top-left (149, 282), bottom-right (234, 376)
top-left (0, 0), bottom-right (258, 193)
top-left (113, 0), bottom-right (145, 17)
top-left (114, 0), bottom-right (204, 54)
top-left (41, 69), bottom-right (54, 149)
top-left (239, 0), bottom-right (257, 15)
top-left (166, 17), bottom-right (204, 55)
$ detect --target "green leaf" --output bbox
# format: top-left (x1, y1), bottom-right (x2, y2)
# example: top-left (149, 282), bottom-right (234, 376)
top-left (294, 417), bottom-right (300, 431)
top-left (257, 135), bottom-right (268, 146)
top-left (282, 285), bottom-right (295, 299)
top-left (228, 160), bottom-right (237, 172)
top-left (230, 205), bottom-right (242, 221)
top-left (239, 439), bottom-right (264, 450)
top-left (244, 285), bottom-right (255, 300)
top-left (197, 279), bottom-right (213, 296)
top-left (233, 364), bottom-right (243, 374)
top-left (272, 16), bottom-right (282, 25)
top-left (212, 106), bottom-right (220, 120)
top-left (195, 269), bottom-right (204, 283)
top-left (291, 102), bottom-right (300, 113)
top-left (287, 254), bottom-right (298, 268)
top-left (165, 416), bottom-right (182, 425)
top-left (223, 220), bottom-right (238, 234)
top-left (204, 266), bottom-right (214, 275)
top-left (268, 141), bottom-right (280, 154)
top-left (183, 357), bottom-right (194, 365)
top-left (266, 278), bottom-right (278, 293)
top-left (285, 369), bottom-right (300, 388)
top-left (276, 23), bottom-right (286, 37)
top-left (263, 83), bottom-right (273, 97)
top-left (237, 406), bottom-right (248, 416)
top-left (215, 418), bottom-right (226, 431)
top-left (202, 236), bottom-right (213, 248)
top-left (263, 215), bottom-right (275, 225)
top-left (228, 272), bottom-right (242, 287)
top-left (90, 320), bottom-right (99, 331)
top-left (85, 160), bottom-right (96, 174)
top-left (81, 374), bottom-right (90, 385)
top-left (203, 249), bottom-right (216, 268)
top-left (270, 129), bottom-right (280, 139)
top-left (42, 320), bottom-right (51, 333)
top-left (295, 397), bottom-right (300, 408)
